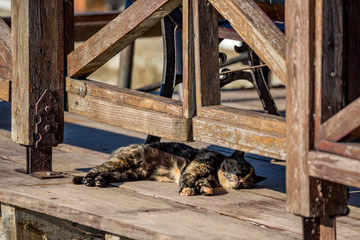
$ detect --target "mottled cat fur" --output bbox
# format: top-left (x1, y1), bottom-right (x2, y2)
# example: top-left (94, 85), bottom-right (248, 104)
top-left (73, 142), bottom-right (266, 196)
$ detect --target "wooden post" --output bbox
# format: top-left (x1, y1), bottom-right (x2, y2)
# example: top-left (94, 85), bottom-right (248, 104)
top-left (11, 0), bottom-right (65, 177)
top-left (182, 0), bottom-right (196, 119)
top-left (286, 0), bottom-right (348, 239)
top-left (193, 0), bottom-right (220, 114)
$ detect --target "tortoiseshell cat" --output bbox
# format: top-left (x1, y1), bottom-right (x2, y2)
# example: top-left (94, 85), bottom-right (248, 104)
top-left (73, 142), bottom-right (266, 196)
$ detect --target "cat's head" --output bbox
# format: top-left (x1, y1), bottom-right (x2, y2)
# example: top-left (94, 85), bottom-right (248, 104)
top-left (217, 151), bottom-right (266, 189)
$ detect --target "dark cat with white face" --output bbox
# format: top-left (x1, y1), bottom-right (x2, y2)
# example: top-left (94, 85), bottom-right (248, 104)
top-left (73, 142), bottom-right (266, 196)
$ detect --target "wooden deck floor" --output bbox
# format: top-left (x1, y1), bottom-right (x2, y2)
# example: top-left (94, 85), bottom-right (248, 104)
top-left (0, 89), bottom-right (359, 239)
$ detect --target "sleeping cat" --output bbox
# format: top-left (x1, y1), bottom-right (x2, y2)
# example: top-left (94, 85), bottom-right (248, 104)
top-left (73, 142), bottom-right (266, 196)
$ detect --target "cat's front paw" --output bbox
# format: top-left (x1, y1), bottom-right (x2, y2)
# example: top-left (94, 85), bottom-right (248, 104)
top-left (180, 187), bottom-right (195, 196)
top-left (95, 175), bottom-right (107, 188)
top-left (200, 186), bottom-right (213, 196)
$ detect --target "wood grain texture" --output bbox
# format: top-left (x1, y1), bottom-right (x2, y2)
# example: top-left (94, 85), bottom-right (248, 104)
top-left (209, 0), bottom-right (286, 84)
top-left (285, 0), bottom-right (314, 216)
top-left (0, 80), bottom-right (11, 102)
top-left (193, 116), bottom-right (286, 160)
top-left (320, 97), bottom-right (360, 141)
top-left (67, 0), bottom-right (181, 78)
top-left (0, 17), bottom-right (11, 83)
top-left (67, 93), bottom-right (191, 141)
top-left (193, 0), bottom-right (221, 112)
top-left (309, 150), bottom-right (360, 188)
top-left (66, 78), bottom-right (183, 116)
top-left (11, 0), bottom-right (65, 146)
top-left (199, 105), bottom-right (286, 133)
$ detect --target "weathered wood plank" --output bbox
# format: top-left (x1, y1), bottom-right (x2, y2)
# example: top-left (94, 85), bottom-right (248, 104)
top-left (182, 0), bottom-right (196, 119)
top-left (66, 77), bottom-right (183, 116)
top-left (286, 0), bottom-right (314, 215)
top-left (193, 0), bottom-right (221, 112)
top-left (1, 203), bottom-right (105, 240)
top-left (67, 93), bottom-right (191, 141)
top-left (308, 150), bottom-right (360, 189)
top-left (320, 97), bottom-right (360, 141)
top-left (11, 0), bottom-right (65, 145)
top-left (209, 0), bottom-right (286, 84)
top-left (199, 105), bottom-right (285, 133)
top-left (193, 116), bottom-right (286, 160)
top-left (0, 17), bottom-right (11, 83)
top-left (0, 80), bottom-right (11, 102)
top-left (67, 0), bottom-right (181, 78)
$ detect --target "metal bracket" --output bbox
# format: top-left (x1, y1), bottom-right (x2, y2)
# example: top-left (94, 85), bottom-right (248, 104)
top-left (15, 89), bottom-right (63, 179)
top-left (35, 89), bottom-right (59, 148)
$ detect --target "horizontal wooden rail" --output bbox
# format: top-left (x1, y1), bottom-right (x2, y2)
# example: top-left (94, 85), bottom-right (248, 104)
top-left (66, 78), bottom-right (191, 141)
top-left (67, 93), bottom-right (191, 141)
top-left (308, 151), bottom-right (360, 189)
top-left (210, 0), bottom-right (286, 84)
top-left (193, 105), bottom-right (286, 160)
top-left (317, 140), bottom-right (360, 161)
top-left (66, 78), bottom-right (183, 117)
top-left (67, 0), bottom-right (182, 78)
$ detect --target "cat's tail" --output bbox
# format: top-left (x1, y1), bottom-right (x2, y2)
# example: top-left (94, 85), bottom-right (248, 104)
top-left (72, 176), bottom-right (84, 184)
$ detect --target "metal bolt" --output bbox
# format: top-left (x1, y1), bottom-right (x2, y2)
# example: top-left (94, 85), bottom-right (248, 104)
top-left (44, 125), bottom-right (51, 132)
top-left (45, 106), bottom-right (51, 113)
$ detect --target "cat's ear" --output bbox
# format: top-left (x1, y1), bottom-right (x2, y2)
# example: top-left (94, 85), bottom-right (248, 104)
top-left (230, 150), bottom-right (245, 159)
top-left (253, 175), bottom-right (267, 184)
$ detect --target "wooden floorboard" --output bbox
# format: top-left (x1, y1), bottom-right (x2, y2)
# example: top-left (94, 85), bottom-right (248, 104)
top-left (0, 139), bottom-right (299, 239)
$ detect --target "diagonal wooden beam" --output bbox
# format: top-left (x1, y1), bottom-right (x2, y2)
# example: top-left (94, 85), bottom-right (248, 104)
top-left (67, 0), bottom-right (181, 78)
top-left (209, 0), bottom-right (286, 84)
top-left (321, 97), bottom-right (360, 141)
